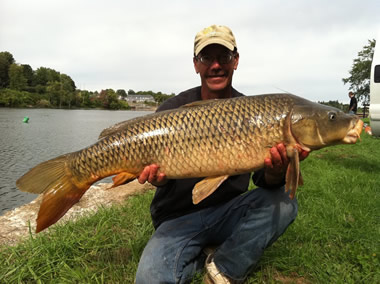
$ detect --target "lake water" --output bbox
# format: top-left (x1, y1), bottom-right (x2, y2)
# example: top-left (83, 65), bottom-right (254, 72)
top-left (0, 108), bottom-right (152, 216)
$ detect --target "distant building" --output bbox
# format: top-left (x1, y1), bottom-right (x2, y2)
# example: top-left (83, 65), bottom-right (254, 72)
top-left (127, 95), bottom-right (155, 103)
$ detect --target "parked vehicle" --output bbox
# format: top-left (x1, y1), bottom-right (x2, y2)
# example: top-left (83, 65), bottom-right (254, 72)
top-left (370, 38), bottom-right (380, 136)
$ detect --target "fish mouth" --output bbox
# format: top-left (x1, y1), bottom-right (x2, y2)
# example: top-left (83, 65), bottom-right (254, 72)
top-left (343, 119), bottom-right (363, 144)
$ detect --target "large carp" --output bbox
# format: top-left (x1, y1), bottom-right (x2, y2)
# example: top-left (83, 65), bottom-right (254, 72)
top-left (16, 93), bottom-right (363, 233)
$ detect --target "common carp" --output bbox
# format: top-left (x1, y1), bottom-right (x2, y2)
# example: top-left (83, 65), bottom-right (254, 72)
top-left (16, 93), bottom-right (363, 233)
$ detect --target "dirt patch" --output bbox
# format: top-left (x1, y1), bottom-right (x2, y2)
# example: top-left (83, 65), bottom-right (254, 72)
top-left (274, 271), bottom-right (311, 284)
top-left (0, 181), bottom-right (155, 246)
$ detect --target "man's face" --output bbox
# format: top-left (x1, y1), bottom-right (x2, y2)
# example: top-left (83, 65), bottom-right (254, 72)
top-left (193, 44), bottom-right (239, 93)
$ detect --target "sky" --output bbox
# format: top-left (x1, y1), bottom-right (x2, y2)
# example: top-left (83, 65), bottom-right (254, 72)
top-left (1, 0), bottom-right (379, 104)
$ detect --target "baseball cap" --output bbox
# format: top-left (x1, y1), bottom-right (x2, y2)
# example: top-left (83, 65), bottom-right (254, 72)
top-left (194, 25), bottom-right (237, 56)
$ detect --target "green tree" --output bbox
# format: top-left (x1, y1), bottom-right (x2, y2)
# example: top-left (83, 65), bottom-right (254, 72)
top-left (21, 64), bottom-right (34, 87)
top-left (34, 67), bottom-right (60, 86)
top-left (34, 67), bottom-right (49, 86)
top-left (9, 63), bottom-right (27, 90)
top-left (60, 74), bottom-right (76, 108)
top-left (117, 89), bottom-right (127, 98)
top-left (0, 51), bottom-right (15, 87)
top-left (77, 90), bottom-right (93, 108)
top-left (47, 81), bottom-right (63, 107)
top-left (318, 100), bottom-right (345, 111)
top-left (99, 89), bottom-right (118, 108)
top-left (342, 39), bottom-right (376, 104)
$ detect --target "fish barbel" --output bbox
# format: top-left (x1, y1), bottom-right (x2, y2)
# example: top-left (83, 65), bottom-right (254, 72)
top-left (16, 93), bottom-right (363, 232)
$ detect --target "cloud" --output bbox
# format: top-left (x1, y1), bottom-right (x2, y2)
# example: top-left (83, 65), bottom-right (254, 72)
top-left (1, 0), bottom-right (379, 103)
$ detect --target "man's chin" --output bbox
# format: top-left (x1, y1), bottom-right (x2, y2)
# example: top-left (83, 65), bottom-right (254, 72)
top-left (206, 78), bottom-right (228, 91)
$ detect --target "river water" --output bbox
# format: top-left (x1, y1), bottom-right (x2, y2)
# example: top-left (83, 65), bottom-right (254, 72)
top-left (0, 108), bottom-right (152, 216)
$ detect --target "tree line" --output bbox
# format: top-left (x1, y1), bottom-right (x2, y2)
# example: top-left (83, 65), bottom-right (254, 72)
top-left (1, 39), bottom-right (375, 109)
top-left (0, 51), bottom-right (174, 109)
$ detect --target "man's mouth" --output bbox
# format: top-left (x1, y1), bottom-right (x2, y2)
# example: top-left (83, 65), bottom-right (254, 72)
top-left (206, 74), bottom-right (226, 79)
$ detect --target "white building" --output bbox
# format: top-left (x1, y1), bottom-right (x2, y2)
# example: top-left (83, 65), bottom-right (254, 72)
top-left (127, 95), bottom-right (155, 103)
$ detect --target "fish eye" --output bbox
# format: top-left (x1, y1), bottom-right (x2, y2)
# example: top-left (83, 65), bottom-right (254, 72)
top-left (328, 112), bottom-right (336, 121)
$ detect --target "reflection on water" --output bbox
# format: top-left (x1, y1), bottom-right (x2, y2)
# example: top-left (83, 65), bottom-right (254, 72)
top-left (0, 108), bottom-right (151, 216)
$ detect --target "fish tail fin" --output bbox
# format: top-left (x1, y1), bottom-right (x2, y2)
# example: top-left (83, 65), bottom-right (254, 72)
top-left (16, 154), bottom-right (91, 233)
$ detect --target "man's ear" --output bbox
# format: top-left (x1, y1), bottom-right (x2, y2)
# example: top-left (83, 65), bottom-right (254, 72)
top-left (193, 57), bottom-right (200, 74)
top-left (233, 53), bottom-right (239, 70)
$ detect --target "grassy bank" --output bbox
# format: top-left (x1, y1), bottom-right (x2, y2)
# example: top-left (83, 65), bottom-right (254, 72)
top-left (1, 133), bottom-right (379, 283)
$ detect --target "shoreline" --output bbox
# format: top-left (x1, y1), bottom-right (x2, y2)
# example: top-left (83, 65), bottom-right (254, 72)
top-left (0, 180), bottom-right (155, 246)
top-left (0, 105), bottom-right (157, 111)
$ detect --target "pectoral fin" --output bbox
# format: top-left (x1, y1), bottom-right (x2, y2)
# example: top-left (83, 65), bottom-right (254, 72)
top-left (285, 147), bottom-right (301, 199)
top-left (192, 175), bottom-right (229, 204)
top-left (298, 171), bottom-right (304, 186)
top-left (110, 172), bottom-right (137, 188)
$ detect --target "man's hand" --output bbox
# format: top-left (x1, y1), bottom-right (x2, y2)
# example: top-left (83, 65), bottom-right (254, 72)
top-left (138, 164), bottom-right (167, 187)
top-left (264, 143), bottom-right (309, 185)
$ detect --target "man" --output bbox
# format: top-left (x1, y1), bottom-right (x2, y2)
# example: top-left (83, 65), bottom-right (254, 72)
top-left (348, 91), bottom-right (358, 114)
top-left (135, 25), bottom-right (308, 284)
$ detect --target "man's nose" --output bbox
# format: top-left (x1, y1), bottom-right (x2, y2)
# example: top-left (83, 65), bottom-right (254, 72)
top-left (209, 58), bottom-right (222, 69)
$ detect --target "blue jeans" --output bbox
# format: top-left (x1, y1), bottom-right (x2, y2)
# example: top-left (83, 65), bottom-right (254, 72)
top-left (135, 186), bottom-right (298, 283)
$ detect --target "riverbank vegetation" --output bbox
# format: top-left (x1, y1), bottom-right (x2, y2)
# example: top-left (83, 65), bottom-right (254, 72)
top-left (0, 127), bottom-right (379, 283)
top-left (0, 51), bottom-right (174, 110)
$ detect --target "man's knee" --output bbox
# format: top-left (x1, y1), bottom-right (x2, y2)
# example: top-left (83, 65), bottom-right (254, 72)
top-left (135, 237), bottom-right (170, 283)
top-left (269, 187), bottom-right (298, 234)
top-left (251, 186), bottom-right (298, 230)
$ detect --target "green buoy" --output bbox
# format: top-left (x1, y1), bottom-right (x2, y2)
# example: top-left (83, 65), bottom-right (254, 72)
top-left (23, 116), bottom-right (29, 123)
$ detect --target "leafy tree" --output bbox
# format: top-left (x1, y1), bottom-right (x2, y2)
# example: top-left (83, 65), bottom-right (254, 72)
top-left (117, 89), bottom-right (127, 98)
top-left (34, 67), bottom-right (50, 86)
top-left (342, 39), bottom-right (376, 104)
top-left (47, 81), bottom-right (63, 107)
top-left (98, 89), bottom-right (118, 108)
top-left (318, 100), bottom-right (345, 111)
top-left (9, 64), bottom-right (27, 90)
top-left (21, 64), bottom-right (34, 86)
top-left (0, 88), bottom-right (38, 107)
top-left (34, 67), bottom-right (60, 86)
top-left (0, 51), bottom-right (15, 87)
top-left (76, 90), bottom-right (93, 108)
top-left (60, 74), bottom-right (76, 91)
top-left (128, 89), bottom-right (135, 95)
top-left (60, 74), bottom-right (76, 108)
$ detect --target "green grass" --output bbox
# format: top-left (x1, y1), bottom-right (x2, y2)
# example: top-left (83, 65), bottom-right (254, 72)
top-left (1, 133), bottom-right (379, 283)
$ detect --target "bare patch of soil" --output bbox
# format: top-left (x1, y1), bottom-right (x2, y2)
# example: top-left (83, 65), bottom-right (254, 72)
top-left (274, 271), bottom-right (311, 284)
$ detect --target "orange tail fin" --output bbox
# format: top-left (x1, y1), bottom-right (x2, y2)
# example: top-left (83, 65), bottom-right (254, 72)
top-left (16, 154), bottom-right (91, 233)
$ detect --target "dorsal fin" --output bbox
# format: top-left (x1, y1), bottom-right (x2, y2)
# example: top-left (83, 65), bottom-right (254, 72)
top-left (181, 99), bottom-right (221, 108)
top-left (98, 116), bottom-right (147, 139)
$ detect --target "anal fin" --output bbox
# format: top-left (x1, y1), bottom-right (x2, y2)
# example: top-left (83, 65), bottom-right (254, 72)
top-left (192, 175), bottom-right (229, 204)
top-left (111, 172), bottom-right (137, 188)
